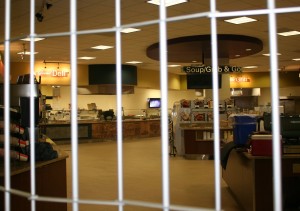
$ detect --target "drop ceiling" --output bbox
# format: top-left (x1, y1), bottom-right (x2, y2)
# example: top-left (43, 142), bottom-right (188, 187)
top-left (0, 0), bottom-right (300, 75)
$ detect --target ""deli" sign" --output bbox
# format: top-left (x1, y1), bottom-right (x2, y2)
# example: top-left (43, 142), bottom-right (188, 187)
top-left (37, 69), bottom-right (69, 77)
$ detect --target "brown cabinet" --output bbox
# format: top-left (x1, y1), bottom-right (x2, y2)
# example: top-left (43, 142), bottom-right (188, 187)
top-left (92, 120), bottom-right (161, 140)
top-left (184, 130), bottom-right (214, 155)
top-left (42, 120), bottom-right (161, 141)
top-left (92, 121), bottom-right (117, 139)
top-left (40, 123), bottom-right (92, 140)
top-left (0, 156), bottom-right (68, 211)
top-left (183, 127), bottom-right (233, 156)
top-left (148, 121), bottom-right (161, 137)
top-left (123, 122), bottom-right (141, 138)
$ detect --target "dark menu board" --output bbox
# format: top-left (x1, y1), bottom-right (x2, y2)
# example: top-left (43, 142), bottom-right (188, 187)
top-left (88, 64), bottom-right (137, 85)
top-left (187, 74), bottom-right (222, 89)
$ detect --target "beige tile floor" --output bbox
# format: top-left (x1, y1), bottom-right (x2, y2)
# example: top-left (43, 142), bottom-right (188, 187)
top-left (60, 137), bottom-right (241, 211)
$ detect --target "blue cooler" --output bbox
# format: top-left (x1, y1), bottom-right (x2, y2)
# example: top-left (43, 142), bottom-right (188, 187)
top-left (233, 115), bottom-right (257, 146)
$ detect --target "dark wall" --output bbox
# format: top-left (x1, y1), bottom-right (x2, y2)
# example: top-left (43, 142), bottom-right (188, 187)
top-left (232, 96), bottom-right (258, 110)
top-left (280, 99), bottom-right (300, 115)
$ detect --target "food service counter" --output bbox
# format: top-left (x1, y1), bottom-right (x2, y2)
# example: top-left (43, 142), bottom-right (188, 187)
top-left (0, 142), bottom-right (68, 211)
top-left (40, 119), bottom-right (161, 142)
top-left (222, 149), bottom-right (300, 211)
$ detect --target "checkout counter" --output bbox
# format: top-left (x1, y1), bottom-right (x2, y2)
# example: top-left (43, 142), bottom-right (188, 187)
top-left (0, 139), bottom-right (68, 211)
top-left (222, 148), bottom-right (300, 211)
top-left (221, 113), bottom-right (300, 211)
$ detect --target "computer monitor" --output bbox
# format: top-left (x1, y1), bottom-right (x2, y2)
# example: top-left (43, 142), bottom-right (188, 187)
top-left (148, 98), bottom-right (161, 108)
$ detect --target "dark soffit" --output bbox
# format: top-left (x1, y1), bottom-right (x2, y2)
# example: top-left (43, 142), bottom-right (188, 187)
top-left (146, 34), bottom-right (263, 63)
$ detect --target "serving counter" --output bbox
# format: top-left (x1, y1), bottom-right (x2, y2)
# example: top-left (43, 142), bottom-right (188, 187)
top-left (0, 143), bottom-right (68, 211)
top-left (222, 149), bottom-right (300, 211)
top-left (40, 119), bottom-right (161, 142)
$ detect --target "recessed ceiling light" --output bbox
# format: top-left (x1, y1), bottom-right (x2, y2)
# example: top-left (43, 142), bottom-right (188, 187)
top-left (278, 31), bottom-right (300, 36)
top-left (192, 60), bottom-right (198, 63)
top-left (91, 45), bottom-right (114, 50)
top-left (147, 0), bottom-right (188, 7)
top-left (235, 54), bottom-right (240, 57)
top-left (17, 51), bottom-right (38, 55)
top-left (20, 37), bottom-right (45, 42)
top-left (224, 16), bottom-right (257, 24)
top-left (168, 64), bottom-right (181, 67)
top-left (78, 57), bottom-right (96, 60)
top-left (246, 48), bottom-right (252, 51)
top-left (243, 66), bottom-right (258, 69)
top-left (292, 58), bottom-right (300, 61)
top-left (126, 61), bottom-right (143, 64)
top-left (121, 28), bottom-right (141, 34)
top-left (263, 53), bottom-right (282, 56)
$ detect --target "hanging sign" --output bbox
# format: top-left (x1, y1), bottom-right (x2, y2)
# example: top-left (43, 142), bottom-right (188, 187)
top-left (182, 65), bottom-right (242, 74)
top-left (37, 69), bottom-right (69, 77)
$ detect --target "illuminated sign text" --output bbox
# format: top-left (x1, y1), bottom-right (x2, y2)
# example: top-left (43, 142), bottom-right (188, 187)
top-left (230, 76), bottom-right (251, 82)
top-left (182, 65), bottom-right (242, 74)
top-left (37, 69), bottom-right (69, 77)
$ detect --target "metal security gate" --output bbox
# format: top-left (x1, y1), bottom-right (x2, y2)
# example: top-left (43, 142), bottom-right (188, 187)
top-left (2, 0), bottom-right (300, 211)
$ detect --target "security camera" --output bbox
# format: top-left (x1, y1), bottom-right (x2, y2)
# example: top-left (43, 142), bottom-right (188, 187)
top-left (46, 3), bottom-right (53, 10)
top-left (35, 12), bottom-right (44, 22)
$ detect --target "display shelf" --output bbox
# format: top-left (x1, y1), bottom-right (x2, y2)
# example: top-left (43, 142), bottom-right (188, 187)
top-left (0, 106), bottom-right (33, 162)
top-left (179, 103), bottom-right (235, 124)
top-left (173, 99), bottom-right (235, 156)
top-left (193, 127), bottom-right (233, 142)
top-left (182, 126), bottom-right (233, 156)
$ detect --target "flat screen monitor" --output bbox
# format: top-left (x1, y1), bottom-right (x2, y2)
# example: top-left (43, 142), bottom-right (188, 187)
top-left (281, 115), bottom-right (300, 139)
top-left (264, 113), bottom-right (300, 139)
top-left (148, 98), bottom-right (161, 108)
top-left (187, 74), bottom-right (222, 89)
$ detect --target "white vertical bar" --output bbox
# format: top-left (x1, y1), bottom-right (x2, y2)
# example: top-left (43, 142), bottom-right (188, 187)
top-left (115, 0), bottom-right (124, 210)
top-left (4, 0), bottom-right (11, 210)
top-left (209, 0), bottom-right (221, 210)
top-left (159, 1), bottom-right (170, 211)
top-left (70, 0), bottom-right (79, 211)
top-left (267, 1), bottom-right (282, 211)
top-left (29, 0), bottom-right (37, 210)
